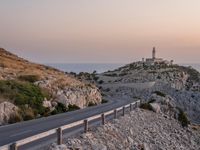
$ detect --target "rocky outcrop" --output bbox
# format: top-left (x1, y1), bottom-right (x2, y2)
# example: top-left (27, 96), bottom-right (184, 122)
top-left (55, 86), bottom-right (102, 108)
top-left (36, 79), bottom-right (102, 109)
top-left (0, 48), bottom-right (102, 125)
top-left (149, 103), bottom-right (160, 113)
top-left (48, 109), bottom-right (200, 150)
top-left (0, 101), bottom-right (18, 125)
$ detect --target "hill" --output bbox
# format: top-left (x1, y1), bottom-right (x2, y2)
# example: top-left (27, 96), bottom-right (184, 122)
top-left (0, 48), bottom-right (102, 125)
top-left (49, 108), bottom-right (200, 150)
top-left (80, 61), bottom-right (200, 124)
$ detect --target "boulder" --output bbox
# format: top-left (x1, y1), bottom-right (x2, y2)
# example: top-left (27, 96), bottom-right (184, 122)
top-left (149, 103), bottom-right (160, 113)
top-left (43, 99), bottom-right (52, 108)
top-left (0, 101), bottom-right (18, 125)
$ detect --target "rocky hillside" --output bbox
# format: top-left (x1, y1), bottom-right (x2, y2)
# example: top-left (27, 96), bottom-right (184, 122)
top-left (48, 107), bottom-right (200, 150)
top-left (85, 61), bottom-right (200, 124)
top-left (45, 91), bottom-right (199, 150)
top-left (0, 48), bottom-right (102, 125)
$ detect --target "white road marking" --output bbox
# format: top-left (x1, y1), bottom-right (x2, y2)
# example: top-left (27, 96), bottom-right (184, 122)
top-left (10, 130), bottom-right (32, 137)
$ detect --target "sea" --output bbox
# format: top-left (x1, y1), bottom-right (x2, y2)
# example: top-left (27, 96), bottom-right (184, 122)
top-left (47, 63), bottom-right (200, 74)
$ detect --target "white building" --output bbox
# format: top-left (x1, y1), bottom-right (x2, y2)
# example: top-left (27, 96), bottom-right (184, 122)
top-left (144, 47), bottom-right (173, 66)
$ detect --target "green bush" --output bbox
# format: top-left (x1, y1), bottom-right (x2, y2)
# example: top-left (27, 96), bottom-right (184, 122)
top-left (51, 103), bottom-right (80, 115)
top-left (51, 103), bottom-right (67, 115)
top-left (0, 80), bottom-right (48, 115)
top-left (177, 108), bottom-right (190, 127)
top-left (88, 102), bottom-right (97, 107)
top-left (140, 103), bottom-right (153, 111)
top-left (148, 99), bottom-right (156, 103)
top-left (153, 91), bottom-right (166, 97)
top-left (101, 99), bottom-right (108, 104)
top-left (18, 75), bottom-right (40, 83)
top-left (104, 88), bottom-right (110, 92)
top-left (93, 76), bottom-right (99, 81)
top-left (68, 104), bottom-right (80, 111)
top-left (98, 80), bottom-right (104, 84)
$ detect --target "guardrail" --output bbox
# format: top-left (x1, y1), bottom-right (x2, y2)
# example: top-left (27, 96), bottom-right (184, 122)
top-left (0, 100), bottom-right (141, 150)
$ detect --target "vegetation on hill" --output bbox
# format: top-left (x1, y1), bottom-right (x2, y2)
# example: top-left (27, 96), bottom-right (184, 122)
top-left (18, 75), bottom-right (40, 83)
top-left (153, 91), bottom-right (166, 97)
top-left (177, 107), bottom-right (190, 127)
top-left (0, 80), bottom-right (50, 120)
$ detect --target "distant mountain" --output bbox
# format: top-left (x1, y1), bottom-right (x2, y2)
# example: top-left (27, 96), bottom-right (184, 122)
top-left (0, 48), bottom-right (102, 125)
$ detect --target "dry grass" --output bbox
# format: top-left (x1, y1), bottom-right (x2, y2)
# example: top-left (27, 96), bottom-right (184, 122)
top-left (0, 48), bottom-right (84, 87)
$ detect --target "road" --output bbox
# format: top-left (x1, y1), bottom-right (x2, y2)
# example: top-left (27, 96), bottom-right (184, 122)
top-left (0, 98), bottom-right (137, 149)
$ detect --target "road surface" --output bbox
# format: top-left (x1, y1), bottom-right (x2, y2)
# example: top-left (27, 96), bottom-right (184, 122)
top-left (0, 98), bottom-right (137, 149)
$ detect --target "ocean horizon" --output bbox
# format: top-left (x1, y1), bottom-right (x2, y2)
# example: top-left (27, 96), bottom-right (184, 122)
top-left (46, 63), bottom-right (200, 74)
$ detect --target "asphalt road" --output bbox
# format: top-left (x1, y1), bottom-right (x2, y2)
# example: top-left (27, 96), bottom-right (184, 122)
top-left (0, 98), bottom-right (137, 149)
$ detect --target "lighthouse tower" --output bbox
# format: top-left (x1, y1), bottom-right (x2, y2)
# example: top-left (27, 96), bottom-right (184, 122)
top-left (152, 47), bottom-right (156, 59)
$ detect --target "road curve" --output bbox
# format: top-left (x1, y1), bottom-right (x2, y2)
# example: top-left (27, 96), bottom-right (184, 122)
top-left (0, 98), bottom-right (137, 149)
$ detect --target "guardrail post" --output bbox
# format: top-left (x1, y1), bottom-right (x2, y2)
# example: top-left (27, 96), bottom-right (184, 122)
top-left (130, 104), bottom-right (132, 111)
top-left (114, 109), bottom-right (117, 119)
top-left (101, 113), bottom-right (105, 125)
top-left (84, 119), bottom-right (88, 133)
top-left (10, 143), bottom-right (17, 150)
top-left (57, 127), bottom-right (63, 145)
top-left (123, 107), bottom-right (125, 116)
top-left (137, 101), bottom-right (141, 107)
top-left (136, 101), bottom-right (139, 108)
top-left (139, 100), bottom-right (141, 106)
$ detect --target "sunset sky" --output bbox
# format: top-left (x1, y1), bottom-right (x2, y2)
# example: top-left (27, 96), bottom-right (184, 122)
top-left (0, 0), bottom-right (200, 63)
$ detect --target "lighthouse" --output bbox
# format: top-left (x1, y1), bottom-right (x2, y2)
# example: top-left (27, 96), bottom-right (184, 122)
top-left (152, 47), bottom-right (156, 59)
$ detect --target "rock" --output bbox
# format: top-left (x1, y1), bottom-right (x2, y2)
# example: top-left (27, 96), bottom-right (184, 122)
top-left (51, 101), bottom-right (58, 107)
top-left (149, 103), bottom-right (160, 113)
top-left (127, 136), bottom-right (134, 144)
top-left (0, 101), bottom-right (18, 125)
top-left (55, 86), bottom-right (102, 108)
top-left (143, 143), bottom-right (150, 150)
top-left (43, 100), bottom-right (52, 108)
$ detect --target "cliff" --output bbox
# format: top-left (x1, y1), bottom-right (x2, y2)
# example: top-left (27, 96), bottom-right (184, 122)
top-left (0, 48), bottom-right (102, 125)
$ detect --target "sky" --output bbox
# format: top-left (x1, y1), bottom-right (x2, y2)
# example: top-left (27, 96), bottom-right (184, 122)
top-left (0, 0), bottom-right (200, 64)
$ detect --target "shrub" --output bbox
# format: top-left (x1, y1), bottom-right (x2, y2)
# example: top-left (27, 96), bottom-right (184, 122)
top-left (104, 73), bottom-right (118, 77)
top-left (101, 99), bottom-right (108, 104)
top-left (18, 75), bottom-right (40, 83)
top-left (93, 76), bottom-right (99, 81)
top-left (148, 99), bottom-right (156, 103)
top-left (153, 91), bottom-right (166, 97)
top-left (98, 80), bottom-right (104, 84)
top-left (104, 88), bottom-right (110, 92)
top-left (88, 102), bottom-right (97, 107)
top-left (177, 108), bottom-right (190, 127)
top-left (157, 76), bottom-right (161, 79)
top-left (68, 104), bottom-right (80, 111)
top-left (51, 103), bottom-right (67, 115)
top-left (8, 113), bottom-right (23, 124)
top-left (140, 103), bottom-right (153, 111)
top-left (19, 107), bottom-right (35, 121)
top-left (0, 80), bottom-right (48, 115)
